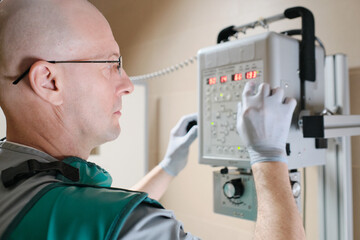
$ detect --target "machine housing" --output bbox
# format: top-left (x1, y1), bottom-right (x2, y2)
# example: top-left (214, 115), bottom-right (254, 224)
top-left (198, 32), bottom-right (326, 170)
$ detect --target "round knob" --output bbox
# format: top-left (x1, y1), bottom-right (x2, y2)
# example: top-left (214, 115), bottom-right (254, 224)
top-left (223, 178), bottom-right (244, 199)
top-left (291, 181), bottom-right (301, 198)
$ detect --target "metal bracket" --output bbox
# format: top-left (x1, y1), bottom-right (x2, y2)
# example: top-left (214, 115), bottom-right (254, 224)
top-left (302, 115), bottom-right (360, 138)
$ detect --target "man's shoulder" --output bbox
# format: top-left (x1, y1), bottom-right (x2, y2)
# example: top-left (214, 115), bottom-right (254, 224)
top-left (4, 182), bottom-right (157, 240)
top-left (118, 201), bottom-right (200, 240)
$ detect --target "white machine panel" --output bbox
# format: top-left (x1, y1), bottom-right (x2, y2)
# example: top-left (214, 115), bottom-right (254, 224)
top-left (198, 32), bottom-right (326, 169)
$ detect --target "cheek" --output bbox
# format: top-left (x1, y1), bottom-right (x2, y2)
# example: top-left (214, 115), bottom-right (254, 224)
top-left (89, 82), bottom-right (118, 123)
top-left (100, 67), bottom-right (111, 80)
top-left (62, 66), bottom-right (116, 121)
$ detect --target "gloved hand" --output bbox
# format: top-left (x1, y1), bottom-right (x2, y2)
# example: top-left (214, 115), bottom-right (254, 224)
top-left (159, 113), bottom-right (198, 176)
top-left (236, 81), bottom-right (297, 166)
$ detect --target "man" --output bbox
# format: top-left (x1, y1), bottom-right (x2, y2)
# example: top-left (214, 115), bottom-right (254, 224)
top-left (0, 0), bottom-right (305, 239)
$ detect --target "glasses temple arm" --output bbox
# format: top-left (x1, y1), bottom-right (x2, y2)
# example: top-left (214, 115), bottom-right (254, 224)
top-left (12, 67), bottom-right (31, 85)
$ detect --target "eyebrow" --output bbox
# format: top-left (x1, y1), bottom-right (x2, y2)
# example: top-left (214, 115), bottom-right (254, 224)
top-left (108, 53), bottom-right (120, 59)
top-left (88, 52), bottom-right (120, 60)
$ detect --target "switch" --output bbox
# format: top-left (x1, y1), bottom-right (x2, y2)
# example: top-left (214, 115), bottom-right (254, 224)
top-left (223, 178), bottom-right (244, 199)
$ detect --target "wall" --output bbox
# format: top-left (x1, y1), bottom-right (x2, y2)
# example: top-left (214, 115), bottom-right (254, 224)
top-left (89, 0), bottom-right (360, 239)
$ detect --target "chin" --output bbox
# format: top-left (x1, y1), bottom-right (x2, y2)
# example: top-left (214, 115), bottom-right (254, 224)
top-left (109, 125), bottom-right (121, 141)
top-left (97, 126), bottom-right (121, 145)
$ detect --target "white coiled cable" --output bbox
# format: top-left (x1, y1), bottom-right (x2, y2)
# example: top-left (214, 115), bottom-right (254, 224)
top-left (129, 55), bottom-right (197, 82)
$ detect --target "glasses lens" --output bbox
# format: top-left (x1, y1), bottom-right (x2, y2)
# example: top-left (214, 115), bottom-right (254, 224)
top-left (118, 56), bottom-right (122, 76)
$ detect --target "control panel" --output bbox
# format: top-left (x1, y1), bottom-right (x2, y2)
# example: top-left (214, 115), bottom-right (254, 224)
top-left (214, 170), bottom-right (257, 221)
top-left (214, 170), bottom-right (302, 221)
top-left (202, 60), bottom-right (263, 164)
top-left (198, 31), bottom-right (327, 169)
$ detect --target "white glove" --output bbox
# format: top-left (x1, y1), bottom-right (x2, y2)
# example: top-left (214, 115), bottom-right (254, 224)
top-left (159, 113), bottom-right (198, 176)
top-left (237, 81), bottom-right (297, 166)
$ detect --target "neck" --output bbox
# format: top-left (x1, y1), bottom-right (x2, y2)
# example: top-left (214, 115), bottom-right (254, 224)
top-left (6, 110), bottom-right (93, 160)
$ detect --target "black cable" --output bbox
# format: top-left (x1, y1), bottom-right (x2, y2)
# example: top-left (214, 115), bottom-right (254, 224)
top-left (284, 7), bottom-right (316, 83)
top-left (280, 29), bottom-right (326, 110)
top-left (217, 25), bottom-right (236, 44)
top-left (280, 29), bottom-right (327, 58)
top-left (300, 79), bottom-right (306, 110)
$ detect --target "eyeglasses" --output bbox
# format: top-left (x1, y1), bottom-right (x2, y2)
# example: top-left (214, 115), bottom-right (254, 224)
top-left (12, 56), bottom-right (122, 85)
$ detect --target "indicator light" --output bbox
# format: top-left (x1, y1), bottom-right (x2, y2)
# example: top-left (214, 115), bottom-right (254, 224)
top-left (220, 76), bottom-right (228, 83)
top-left (207, 77), bottom-right (216, 85)
top-left (232, 73), bottom-right (242, 81)
top-left (245, 71), bottom-right (257, 79)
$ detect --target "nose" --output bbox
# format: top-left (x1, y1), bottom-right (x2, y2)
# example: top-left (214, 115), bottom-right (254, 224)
top-left (116, 68), bottom-right (134, 96)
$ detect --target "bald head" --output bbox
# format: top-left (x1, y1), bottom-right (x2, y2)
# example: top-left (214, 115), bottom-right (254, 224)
top-left (0, 0), bottom-right (116, 82)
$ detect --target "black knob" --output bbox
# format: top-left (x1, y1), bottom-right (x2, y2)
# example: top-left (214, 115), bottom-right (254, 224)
top-left (223, 178), bottom-right (244, 199)
top-left (186, 120), bottom-right (197, 133)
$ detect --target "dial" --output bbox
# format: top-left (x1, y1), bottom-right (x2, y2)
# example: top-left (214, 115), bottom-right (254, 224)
top-left (223, 178), bottom-right (244, 199)
top-left (291, 181), bottom-right (301, 198)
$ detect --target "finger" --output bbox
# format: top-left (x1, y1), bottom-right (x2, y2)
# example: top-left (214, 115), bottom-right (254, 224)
top-left (183, 112), bottom-right (198, 121)
top-left (270, 87), bottom-right (284, 102)
top-left (285, 97), bottom-right (297, 112)
top-left (256, 83), bottom-right (271, 98)
top-left (183, 125), bottom-right (198, 146)
top-left (172, 113), bottom-right (198, 136)
top-left (242, 81), bottom-right (256, 99)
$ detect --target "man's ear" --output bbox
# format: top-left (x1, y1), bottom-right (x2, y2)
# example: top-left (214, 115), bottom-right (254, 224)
top-left (28, 61), bottom-right (63, 105)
